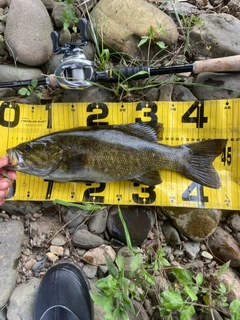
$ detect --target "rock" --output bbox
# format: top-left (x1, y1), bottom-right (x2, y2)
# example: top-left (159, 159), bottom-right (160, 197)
top-left (192, 72), bottom-right (240, 100)
top-left (41, 0), bottom-right (54, 10)
top-left (7, 278), bottom-right (41, 320)
top-left (46, 252), bottom-right (59, 263)
top-left (226, 212), bottom-right (240, 232)
top-left (83, 264), bottom-right (98, 279)
top-left (184, 241), bottom-right (200, 260)
top-left (62, 207), bottom-right (90, 228)
top-left (1, 201), bottom-right (41, 217)
top-left (208, 226), bottom-right (240, 267)
top-left (162, 207), bottom-right (221, 241)
top-left (128, 300), bottom-right (149, 320)
top-left (90, 0), bottom-right (178, 59)
top-left (5, 0), bottom-right (53, 66)
top-left (161, 220), bottom-right (181, 246)
top-left (32, 257), bottom-right (49, 273)
top-left (172, 84), bottom-right (197, 101)
top-left (24, 258), bottom-right (37, 270)
top-left (51, 2), bottom-right (68, 29)
top-left (107, 206), bottom-right (154, 246)
top-left (88, 207), bottom-right (109, 234)
top-left (51, 234), bottom-right (66, 246)
top-left (0, 64), bottom-right (43, 83)
top-left (83, 244), bottom-right (116, 265)
top-left (220, 267), bottom-right (240, 303)
top-left (0, 220), bottom-right (24, 308)
top-left (49, 245), bottom-right (64, 257)
top-left (189, 13), bottom-right (240, 58)
top-left (201, 251), bottom-right (213, 260)
top-left (72, 229), bottom-right (105, 249)
top-left (59, 28), bottom-right (71, 47)
top-left (29, 216), bottom-right (62, 247)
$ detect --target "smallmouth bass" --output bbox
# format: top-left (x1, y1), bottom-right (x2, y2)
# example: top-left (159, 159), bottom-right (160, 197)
top-left (6, 123), bottom-right (227, 188)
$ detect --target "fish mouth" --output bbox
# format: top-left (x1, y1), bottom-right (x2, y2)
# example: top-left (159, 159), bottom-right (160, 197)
top-left (6, 149), bottom-right (21, 169)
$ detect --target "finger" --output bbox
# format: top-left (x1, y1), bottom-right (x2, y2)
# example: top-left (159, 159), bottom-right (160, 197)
top-left (0, 156), bottom-right (9, 168)
top-left (4, 171), bottom-right (17, 181)
top-left (0, 188), bottom-right (9, 199)
top-left (0, 178), bottom-right (12, 190)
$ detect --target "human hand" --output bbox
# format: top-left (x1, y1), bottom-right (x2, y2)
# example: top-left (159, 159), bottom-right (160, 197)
top-left (0, 156), bottom-right (16, 206)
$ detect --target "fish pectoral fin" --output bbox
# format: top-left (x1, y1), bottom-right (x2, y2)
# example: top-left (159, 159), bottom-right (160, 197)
top-left (131, 170), bottom-right (162, 187)
top-left (68, 154), bottom-right (86, 172)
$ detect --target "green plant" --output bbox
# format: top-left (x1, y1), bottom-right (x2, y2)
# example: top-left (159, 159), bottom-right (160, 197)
top-left (138, 24), bottom-right (167, 63)
top-left (55, 0), bottom-right (78, 31)
top-left (18, 79), bottom-right (42, 99)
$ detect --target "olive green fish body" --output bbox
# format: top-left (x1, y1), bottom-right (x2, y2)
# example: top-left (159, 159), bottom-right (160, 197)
top-left (6, 123), bottom-right (227, 188)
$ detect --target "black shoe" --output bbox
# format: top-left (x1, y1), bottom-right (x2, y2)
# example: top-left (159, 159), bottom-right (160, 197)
top-left (34, 261), bottom-right (93, 320)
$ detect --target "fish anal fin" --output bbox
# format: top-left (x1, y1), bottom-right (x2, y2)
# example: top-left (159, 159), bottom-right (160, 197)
top-left (131, 170), bottom-right (162, 187)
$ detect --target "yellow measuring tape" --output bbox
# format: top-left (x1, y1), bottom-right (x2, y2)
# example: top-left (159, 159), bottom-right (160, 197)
top-left (1, 99), bottom-right (239, 210)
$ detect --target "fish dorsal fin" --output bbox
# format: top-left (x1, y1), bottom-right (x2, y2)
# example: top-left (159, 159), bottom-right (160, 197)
top-left (115, 122), bottom-right (164, 142)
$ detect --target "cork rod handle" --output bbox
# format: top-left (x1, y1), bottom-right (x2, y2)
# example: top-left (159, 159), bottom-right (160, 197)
top-left (194, 55), bottom-right (240, 74)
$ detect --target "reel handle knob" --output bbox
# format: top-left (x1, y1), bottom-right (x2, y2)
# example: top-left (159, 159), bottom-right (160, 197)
top-left (51, 31), bottom-right (61, 53)
top-left (79, 18), bottom-right (88, 44)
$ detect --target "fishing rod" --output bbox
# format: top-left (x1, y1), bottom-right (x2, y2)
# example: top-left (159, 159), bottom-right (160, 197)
top-left (1, 18), bottom-right (240, 90)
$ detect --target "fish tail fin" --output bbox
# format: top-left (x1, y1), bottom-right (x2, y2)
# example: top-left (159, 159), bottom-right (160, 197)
top-left (184, 139), bottom-right (227, 189)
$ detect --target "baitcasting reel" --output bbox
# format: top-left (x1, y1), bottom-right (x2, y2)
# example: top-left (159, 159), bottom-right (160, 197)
top-left (50, 18), bottom-right (95, 89)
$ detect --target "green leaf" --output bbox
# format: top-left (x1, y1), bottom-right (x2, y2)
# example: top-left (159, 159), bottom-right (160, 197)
top-left (195, 273), bottom-right (204, 286)
top-left (130, 253), bottom-right (142, 274)
top-left (161, 290), bottom-right (183, 310)
top-left (118, 206), bottom-right (136, 254)
top-left (156, 41), bottom-right (166, 49)
top-left (53, 199), bottom-right (101, 210)
top-left (230, 298), bottom-right (240, 320)
top-left (216, 261), bottom-right (230, 277)
top-left (180, 305), bottom-right (196, 320)
top-left (218, 282), bottom-right (227, 294)
top-left (171, 268), bottom-right (193, 286)
top-left (137, 37), bottom-right (149, 47)
top-left (105, 253), bottom-right (119, 279)
top-left (142, 269), bottom-right (155, 285)
top-left (184, 286), bottom-right (198, 301)
top-left (18, 87), bottom-right (30, 96)
top-left (31, 79), bottom-right (38, 88)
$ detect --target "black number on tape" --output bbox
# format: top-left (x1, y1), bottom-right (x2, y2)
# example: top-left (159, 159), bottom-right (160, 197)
top-left (86, 103), bottom-right (108, 126)
top-left (82, 183), bottom-right (105, 202)
top-left (0, 102), bottom-right (20, 128)
top-left (221, 147), bottom-right (232, 166)
top-left (182, 182), bottom-right (208, 207)
top-left (182, 101), bottom-right (208, 128)
top-left (132, 184), bottom-right (156, 204)
top-left (135, 101), bottom-right (158, 124)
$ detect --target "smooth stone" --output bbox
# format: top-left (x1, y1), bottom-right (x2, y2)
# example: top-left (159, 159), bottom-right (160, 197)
top-left (72, 229), bottom-right (105, 249)
top-left (0, 201), bottom-right (42, 216)
top-left (184, 241), bottom-right (200, 260)
top-left (49, 245), bottom-right (64, 257)
top-left (189, 13), bottom-right (240, 58)
top-left (50, 234), bottom-right (66, 246)
top-left (88, 207), bottom-right (109, 234)
top-left (82, 264), bottom-right (98, 279)
top-left (220, 267), bottom-right (240, 303)
top-left (61, 207), bottom-right (90, 228)
top-left (46, 252), bottom-right (59, 263)
top-left (32, 257), bottom-right (49, 272)
top-left (0, 220), bottom-right (24, 308)
top-left (0, 64), bottom-right (43, 82)
top-left (161, 220), bottom-right (181, 246)
top-left (162, 207), bottom-right (222, 241)
top-left (226, 212), bottom-right (240, 232)
top-left (172, 84), bottom-right (197, 101)
top-left (208, 226), bottom-right (240, 267)
top-left (7, 278), bottom-right (41, 320)
top-left (5, 0), bottom-right (53, 66)
top-left (41, 0), bottom-right (54, 10)
top-left (201, 251), bottom-right (213, 260)
top-left (192, 72), bottom-right (240, 100)
top-left (83, 244), bottom-right (116, 265)
top-left (90, 0), bottom-right (178, 59)
top-left (107, 206), bottom-right (154, 246)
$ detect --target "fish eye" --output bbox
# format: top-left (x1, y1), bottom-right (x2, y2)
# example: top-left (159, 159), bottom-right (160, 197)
top-left (24, 144), bottom-right (32, 152)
